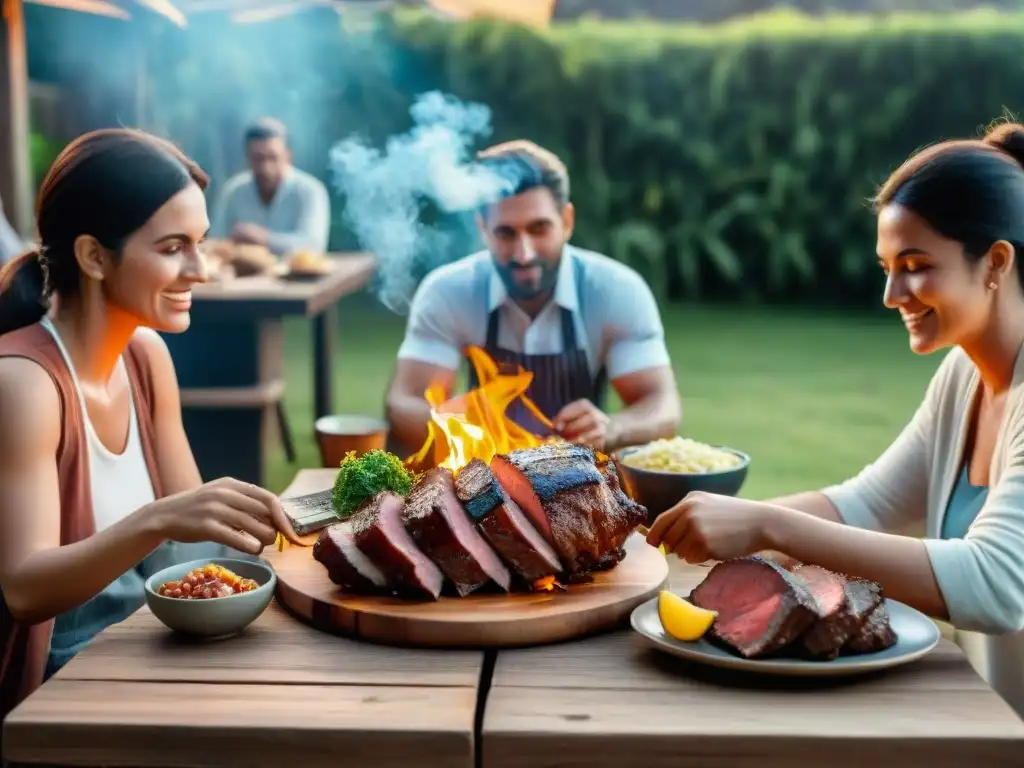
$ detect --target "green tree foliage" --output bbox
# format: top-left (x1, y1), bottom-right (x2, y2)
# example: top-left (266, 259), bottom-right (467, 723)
top-left (77, 7), bottom-right (1024, 306)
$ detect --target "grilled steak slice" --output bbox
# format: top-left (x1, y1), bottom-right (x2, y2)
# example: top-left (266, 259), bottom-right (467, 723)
top-left (403, 467), bottom-right (512, 596)
top-left (313, 520), bottom-right (388, 593)
top-left (792, 565), bottom-right (847, 618)
top-left (790, 565), bottom-right (851, 659)
top-left (844, 598), bottom-right (897, 654)
top-left (490, 444), bottom-right (645, 575)
top-left (454, 458), bottom-right (562, 583)
top-left (799, 575), bottom-right (883, 659)
top-left (691, 556), bottom-right (819, 658)
top-left (489, 443), bottom-right (604, 543)
top-left (348, 490), bottom-right (444, 600)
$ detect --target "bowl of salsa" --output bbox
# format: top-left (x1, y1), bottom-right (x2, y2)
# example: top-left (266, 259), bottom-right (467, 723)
top-left (144, 558), bottom-right (276, 638)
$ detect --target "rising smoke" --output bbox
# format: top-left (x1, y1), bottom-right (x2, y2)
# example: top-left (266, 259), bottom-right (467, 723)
top-left (329, 91), bottom-right (518, 314)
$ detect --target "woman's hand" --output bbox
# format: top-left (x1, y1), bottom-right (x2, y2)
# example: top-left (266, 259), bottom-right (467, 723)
top-left (141, 477), bottom-right (301, 555)
top-left (645, 491), bottom-right (783, 563)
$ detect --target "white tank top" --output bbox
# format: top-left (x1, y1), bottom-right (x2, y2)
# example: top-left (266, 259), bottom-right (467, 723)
top-left (39, 317), bottom-right (156, 532)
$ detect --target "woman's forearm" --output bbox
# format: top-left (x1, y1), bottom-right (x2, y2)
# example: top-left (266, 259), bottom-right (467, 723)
top-left (765, 504), bottom-right (949, 620)
top-left (3, 507), bottom-right (164, 624)
top-left (765, 491), bottom-right (845, 523)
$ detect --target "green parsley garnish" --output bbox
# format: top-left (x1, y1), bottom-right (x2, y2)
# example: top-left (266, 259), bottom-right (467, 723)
top-left (331, 449), bottom-right (418, 518)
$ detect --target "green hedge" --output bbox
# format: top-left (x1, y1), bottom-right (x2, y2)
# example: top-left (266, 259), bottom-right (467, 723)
top-left (143, 7), bottom-right (1024, 307)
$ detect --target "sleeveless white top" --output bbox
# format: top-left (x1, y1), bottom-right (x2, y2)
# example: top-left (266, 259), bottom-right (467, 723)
top-left (39, 317), bottom-right (155, 531)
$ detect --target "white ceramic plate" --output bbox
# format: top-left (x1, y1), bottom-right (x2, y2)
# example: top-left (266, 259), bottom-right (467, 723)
top-left (630, 594), bottom-right (941, 677)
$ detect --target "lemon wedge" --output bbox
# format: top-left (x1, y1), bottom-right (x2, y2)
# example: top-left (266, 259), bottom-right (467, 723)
top-left (657, 590), bottom-right (717, 642)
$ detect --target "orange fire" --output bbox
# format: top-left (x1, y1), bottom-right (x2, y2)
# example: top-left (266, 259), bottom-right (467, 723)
top-left (407, 345), bottom-right (559, 474)
top-left (406, 345), bottom-right (565, 593)
top-left (532, 575), bottom-right (567, 593)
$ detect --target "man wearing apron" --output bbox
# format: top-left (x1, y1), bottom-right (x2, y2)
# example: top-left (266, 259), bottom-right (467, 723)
top-left (386, 140), bottom-right (681, 458)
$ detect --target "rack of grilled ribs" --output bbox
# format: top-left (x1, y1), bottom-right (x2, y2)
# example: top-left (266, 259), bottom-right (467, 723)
top-left (690, 555), bottom-right (898, 660)
top-left (313, 443), bottom-right (648, 599)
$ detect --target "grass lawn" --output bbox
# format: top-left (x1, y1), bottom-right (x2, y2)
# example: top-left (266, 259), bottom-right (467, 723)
top-left (267, 297), bottom-right (942, 500)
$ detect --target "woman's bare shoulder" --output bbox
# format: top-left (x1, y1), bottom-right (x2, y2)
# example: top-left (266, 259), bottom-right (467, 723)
top-left (0, 356), bottom-right (61, 452)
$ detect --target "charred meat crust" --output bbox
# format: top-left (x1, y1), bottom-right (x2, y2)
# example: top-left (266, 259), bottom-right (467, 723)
top-left (454, 460), bottom-right (563, 583)
top-left (844, 599), bottom-right (897, 654)
top-left (490, 445), bottom-right (646, 576)
top-left (349, 490), bottom-right (444, 600)
top-left (454, 458), bottom-right (506, 521)
top-left (498, 443), bottom-right (605, 502)
top-left (796, 571), bottom-right (884, 660)
top-left (403, 468), bottom-right (512, 596)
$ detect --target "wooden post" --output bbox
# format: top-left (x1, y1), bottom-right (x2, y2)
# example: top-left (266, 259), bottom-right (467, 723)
top-left (0, 0), bottom-right (32, 238)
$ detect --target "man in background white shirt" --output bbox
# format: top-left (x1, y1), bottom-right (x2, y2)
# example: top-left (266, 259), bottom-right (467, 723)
top-left (386, 139), bottom-right (682, 456)
top-left (210, 117), bottom-right (331, 256)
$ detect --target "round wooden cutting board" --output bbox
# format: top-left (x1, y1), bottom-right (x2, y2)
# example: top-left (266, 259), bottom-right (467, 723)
top-left (267, 532), bottom-right (669, 648)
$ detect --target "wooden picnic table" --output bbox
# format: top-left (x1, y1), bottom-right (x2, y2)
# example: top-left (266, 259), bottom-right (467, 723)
top-left (161, 253), bottom-right (376, 485)
top-left (5, 467), bottom-right (1024, 768)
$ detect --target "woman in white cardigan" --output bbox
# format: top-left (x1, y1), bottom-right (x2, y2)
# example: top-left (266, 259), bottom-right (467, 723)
top-left (647, 119), bottom-right (1024, 714)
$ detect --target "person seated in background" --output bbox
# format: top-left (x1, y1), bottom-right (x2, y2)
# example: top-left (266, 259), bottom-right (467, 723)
top-left (385, 139), bottom-right (682, 457)
top-left (646, 119), bottom-right (1024, 718)
top-left (209, 117), bottom-right (331, 257)
top-left (0, 128), bottom-right (300, 732)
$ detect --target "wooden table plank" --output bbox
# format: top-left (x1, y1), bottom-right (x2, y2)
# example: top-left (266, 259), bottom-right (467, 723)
top-left (492, 627), bottom-right (986, 693)
top-left (53, 603), bottom-right (481, 687)
top-left (4, 680), bottom-right (474, 768)
top-left (482, 562), bottom-right (1024, 768)
top-left (484, 687), bottom-right (1020, 768)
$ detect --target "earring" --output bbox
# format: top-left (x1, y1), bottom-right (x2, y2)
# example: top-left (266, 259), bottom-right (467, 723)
top-left (989, 281), bottom-right (998, 290)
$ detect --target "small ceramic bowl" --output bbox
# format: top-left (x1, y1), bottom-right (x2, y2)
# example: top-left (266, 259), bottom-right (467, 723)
top-left (314, 414), bottom-right (388, 468)
top-left (144, 557), bottom-right (276, 638)
top-left (614, 445), bottom-right (751, 525)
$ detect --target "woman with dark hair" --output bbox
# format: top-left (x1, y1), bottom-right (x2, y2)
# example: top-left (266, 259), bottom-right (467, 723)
top-left (0, 128), bottom-right (300, 727)
top-left (648, 119), bottom-right (1024, 712)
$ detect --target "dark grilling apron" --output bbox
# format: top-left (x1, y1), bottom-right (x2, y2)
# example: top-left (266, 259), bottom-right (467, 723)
top-left (466, 304), bottom-right (608, 436)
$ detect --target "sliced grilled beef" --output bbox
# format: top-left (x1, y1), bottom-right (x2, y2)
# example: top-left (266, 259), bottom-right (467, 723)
top-left (794, 565), bottom-right (847, 618)
top-left (347, 491), bottom-right (444, 600)
top-left (313, 520), bottom-right (388, 593)
top-left (593, 456), bottom-right (648, 568)
top-left (691, 556), bottom-right (819, 658)
top-left (403, 467), bottom-right (512, 596)
top-left (844, 599), bottom-right (898, 653)
top-left (798, 574), bottom-right (883, 659)
top-left (489, 443), bottom-right (603, 543)
top-left (490, 444), bottom-right (645, 575)
top-left (453, 458), bottom-right (562, 583)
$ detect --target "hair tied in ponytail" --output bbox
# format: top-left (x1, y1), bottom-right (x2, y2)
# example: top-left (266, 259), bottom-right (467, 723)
top-left (0, 247), bottom-right (49, 335)
top-left (35, 246), bottom-right (52, 297)
top-left (984, 122), bottom-right (1024, 168)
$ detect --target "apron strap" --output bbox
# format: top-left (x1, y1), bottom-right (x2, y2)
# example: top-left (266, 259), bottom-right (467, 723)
top-left (486, 308), bottom-right (500, 348)
top-left (560, 306), bottom-right (578, 351)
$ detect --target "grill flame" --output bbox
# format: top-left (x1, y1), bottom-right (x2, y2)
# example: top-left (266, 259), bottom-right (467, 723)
top-left (531, 575), bottom-right (566, 592)
top-left (407, 345), bottom-right (559, 473)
